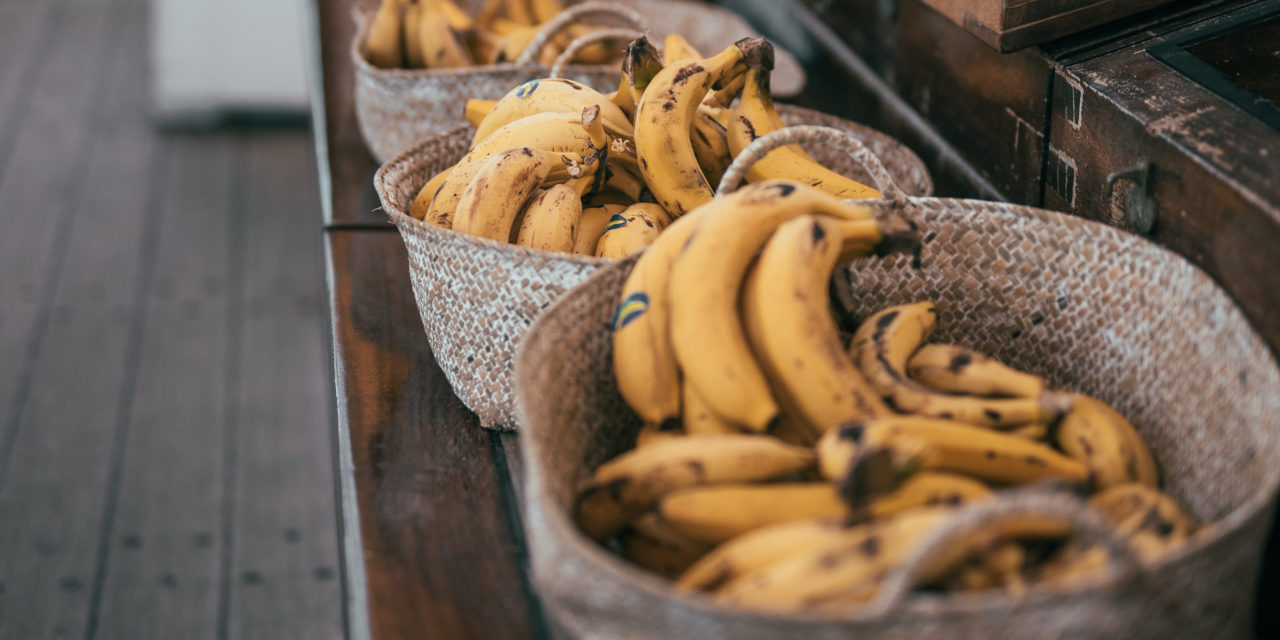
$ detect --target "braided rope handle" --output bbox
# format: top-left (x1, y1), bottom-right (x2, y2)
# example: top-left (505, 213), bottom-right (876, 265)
top-left (515, 1), bottom-right (650, 67)
top-left (550, 28), bottom-right (646, 78)
top-left (864, 490), bottom-right (1144, 617)
top-left (715, 125), bottom-right (907, 204)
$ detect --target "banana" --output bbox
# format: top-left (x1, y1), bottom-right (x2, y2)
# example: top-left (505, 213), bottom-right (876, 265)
top-left (659, 483), bottom-right (848, 545)
top-left (419, 4), bottom-right (474, 68)
top-left (503, 0), bottom-right (536, 25)
top-left (851, 303), bottom-right (1074, 428)
top-left (451, 147), bottom-right (554, 242)
top-left (676, 518), bottom-right (851, 593)
top-left (936, 540), bottom-right (1026, 593)
top-left (463, 26), bottom-right (500, 63)
top-left (681, 378), bottom-right (739, 436)
top-left (663, 32), bottom-right (703, 64)
top-left (739, 214), bottom-right (888, 438)
top-left (464, 99), bottom-right (497, 127)
top-left (427, 148), bottom-right (587, 228)
top-left (712, 508), bottom-right (950, 611)
top-left (634, 422), bottom-right (684, 449)
top-left (410, 165), bottom-right (453, 221)
top-left (860, 471), bottom-right (992, 520)
top-left (668, 180), bottom-right (893, 431)
top-left (726, 61), bottom-right (881, 200)
top-left (611, 208), bottom-right (711, 426)
top-left (528, 0), bottom-right (563, 23)
top-left (594, 204), bottom-right (668, 259)
top-left (1090, 483), bottom-right (1194, 560)
top-left (817, 416), bottom-right (1090, 487)
top-left (1055, 394), bottom-right (1160, 491)
top-left (619, 512), bottom-right (714, 579)
top-left (907, 343), bottom-right (1046, 398)
top-left (365, 0), bottom-right (404, 68)
top-left (437, 0), bottom-right (475, 30)
top-left (513, 183), bottom-right (581, 253)
top-left (465, 106), bottom-right (607, 169)
top-left (610, 36), bottom-right (663, 120)
top-left (600, 164), bottom-right (645, 202)
top-left (574, 434), bottom-right (816, 540)
top-left (490, 24), bottom-right (544, 63)
top-left (1007, 422), bottom-right (1049, 441)
top-left (403, 0), bottom-right (425, 67)
top-left (690, 104), bottom-right (733, 191)
top-left (634, 38), bottom-right (762, 216)
top-left (572, 203), bottom-right (621, 255)
top-left (471, 77), bottom-right (634, 146)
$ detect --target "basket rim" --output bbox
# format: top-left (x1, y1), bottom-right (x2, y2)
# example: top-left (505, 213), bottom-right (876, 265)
top-left (515, 194), bottom-right (1280, 626)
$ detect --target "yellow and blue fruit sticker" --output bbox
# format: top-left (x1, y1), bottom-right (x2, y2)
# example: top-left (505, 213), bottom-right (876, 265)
top-left (613, 292), bottom-right (649, 331)
top-left (604, 214), bottom-right (628, 232)
top-left (515, 78), bottom-right (539, 98)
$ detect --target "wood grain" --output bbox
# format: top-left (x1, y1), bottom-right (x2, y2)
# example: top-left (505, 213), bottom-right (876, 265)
top-left (918, 0), bottom-right (1179, 51)
top-left (326, 230), bottom-right (545, 640)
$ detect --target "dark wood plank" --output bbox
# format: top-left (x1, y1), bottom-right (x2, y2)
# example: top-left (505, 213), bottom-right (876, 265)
top-left (918, 0), bottom-right (1178, 51)
top-left (89, 131), bottom-right (233, 640)
top-left (325, 229), bottom-right (544, 640)
top-left (0, 0), bottom-right (158, 636)
top-left (309, 0), bottom-right (384, 226)
top-left (226, 129), bottom-right (342, 640)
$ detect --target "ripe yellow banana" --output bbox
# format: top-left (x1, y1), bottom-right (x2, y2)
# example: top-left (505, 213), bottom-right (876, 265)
top-left (659, 483), bottom-right (847, 544)
top-left (634, 38), bottom-right (762, 216)
top-left (675, 518), bottom-right (850, 593)
top-left (739, 214), bottom-right (888, 437)
top-left (851, 303), bottom-right (1074, 427)
top-left (410, 165), bottom-right (453, 221)
top-left (662, 32), bottom-right (703, 64)
top-left (681, 378), bottom-right (738, 436)
top-left (860, 471), bottom-right (992, 520)
top-left (619, 512), bottom-right (714, 579)
top-left (572, 203), bottom-right (622, 255)
top-left (726, 62), bottom-right (881, 200)
top-left (513, 183), bottom-right (581, 253)
top-left (1006, 422), bottom-right (1049, 441)
top-left (436, 0), bottom-right (475, 30)
top-left (611, 208), bottom-right (710, 426)
top-left (600, 164), bottom-right (644, 202)
top-left (427, 148), bottom-right (586, 228)
top-left (668, 180), bottom-right (881, 431)
top-left (365, 0), bottom-right (404, 68)
top-left (471, 77), bottom-right (634, 146)
top-left (610, 37), bottom-right (663, 119)
top-left (403, 0), bottom-right (425, 67)
top-left (690, 104), bottom-right (733, 191)
top-left (817, 416), bottom-right (1090, 487)
top-left (452, 147), bottom-right (553, 242)
top-left (1090, 483), bottom-right (1194, 560)
top-left (907, 343), bottom-right (1046, 398)
top-left (528, 0), bottom-right (563, 23)
top-left (574, 434), bottom-right (816, 541)
top-left (463, 99), bottom-right (497, 127)
top-left (419, 5), bottom-right (474, 68)
top-left (466, 106), bottom-right (608, 166)
top-left (1055, 394), bottom-right (1160, 491)
top-left (594, 204), bottom-right (667, 259)
top-left (503, 0), bottom-right (536, 25)
top-left (634, 422), bottom-right (684, 449)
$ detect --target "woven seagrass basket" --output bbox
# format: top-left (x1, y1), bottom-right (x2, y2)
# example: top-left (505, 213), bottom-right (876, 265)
top-left (374, 107), bottom-right (932, 430)
top-left (353, 0), bottom-right (808, 163)
top-left (512, 138), bottom-right (1280, 639)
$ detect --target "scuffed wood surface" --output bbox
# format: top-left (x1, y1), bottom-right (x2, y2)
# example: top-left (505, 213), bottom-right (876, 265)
top-left (918, 0), bottom-right (1179, 51)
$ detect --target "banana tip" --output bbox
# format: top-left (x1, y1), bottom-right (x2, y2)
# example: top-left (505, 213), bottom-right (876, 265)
top-left (737, 37), bottom-right (774, 71)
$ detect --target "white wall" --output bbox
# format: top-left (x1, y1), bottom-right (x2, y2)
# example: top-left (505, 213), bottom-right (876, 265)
top-left (151, 0), bottom-right (310, 118)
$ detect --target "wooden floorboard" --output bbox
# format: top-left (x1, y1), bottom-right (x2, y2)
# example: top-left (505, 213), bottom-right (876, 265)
top-left (0, 0), bottom-right (154, 636)
top-left (226, 130), bottom-right (342, 640)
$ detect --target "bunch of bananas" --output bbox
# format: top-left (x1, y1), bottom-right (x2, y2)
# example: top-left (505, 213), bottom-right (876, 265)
top-left (577, 182), bottom-right (1200, 612)
top-left (365, 0), bottom-right (631, 69)
top-left (409, 33), bottom-right (883, 261)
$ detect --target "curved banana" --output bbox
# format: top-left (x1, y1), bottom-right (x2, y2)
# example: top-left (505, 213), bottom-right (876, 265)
top-left (668, 180), bottom-right (886, 431)
top-left (816, 415), bottom-right (1090, 487)
top-left (451, 147), bottom-right (552, 242)
top-left (1089, 483), bottom-right (1194, 560)
top-left (427, 148), bottom-right (587, 229)
top-left (403, 0), bottom-right (425, 68)
top-left (365, 0), bottom-right (404, 69)
top-left (676, 518), bottom-right (850, 593)
top-left (907, 343), bottom-right (1045, 398)
top-left (514, 183), bottom-right (582, 253)
top-left (464, 99), bottom-right (497, 128)
top-left (681, 378), bottom-right (739, 436)
top-left (465, 106), bottom-right (608, 168)
top-left (529, 0), bottom-right (563, 23)
top-left (471, 77), bottom-right (634, 146)
top-left (573, 203), bottom-right (624, 255)
top-left (419, 4), bottom-right (474, 68)
top-left (610, 36), bottom-right (663, 119)
top-left (619, 512), bottom-right (714, 579)
top-left (634, 38), bottom-right (763, 216)
top-left (1055, 394), bottom-right (1160, 491)
top-left (410, 165), bottom-right (454, 221)
top-left (740, 214), bottom-right (888, 437)
top-left (634, 422), bottom-right (684, 450)
top-left (662, 32), bottom-right (703, 64)
top-left (437, 0), bottom-right (475, 30)
top-left (658, 483), bottom-right (847, 544)
top-left (574, 434), bottom-right (816, 541)
top-left (851, 303), bottom-right (1074, 428)
top-left (594, 204), bottom-right (667, 259)
top-left (726, 63), bottom-right (880, 200)
top-left (862, 471), bottom-right (992, 520)
top-left (690, 104), bottom-right (732, 191)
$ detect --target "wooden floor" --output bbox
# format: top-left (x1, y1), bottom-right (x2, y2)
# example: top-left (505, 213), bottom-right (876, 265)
top-left (0, 0), bottom-right (343, 638)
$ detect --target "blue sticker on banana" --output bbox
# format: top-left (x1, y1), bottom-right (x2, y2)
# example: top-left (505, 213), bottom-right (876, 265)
top-left (604, 214), bottom-right (628, 232)
top-left (613, 292), bottom-right (649, 331)
top-left (515, 78), bottom-right (539, 98)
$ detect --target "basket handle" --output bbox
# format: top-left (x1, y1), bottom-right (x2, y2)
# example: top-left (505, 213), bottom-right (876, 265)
top-left (549, 28), bottom-right (646, 78)
top-left (515, 1), bottom-right (650, 67)
top-left (716, 125), bottom-right (907, 205)
top-left (863, 489), bottom-right (1144, 617)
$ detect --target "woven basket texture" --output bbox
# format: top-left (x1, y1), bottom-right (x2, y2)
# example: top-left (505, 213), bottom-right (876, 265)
top-left (513, 196), bottom-right (1280, 639)
top-left (375, 109), bottom-right (932, 430)
top-left (353, 0), bottom-right (808, 163)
